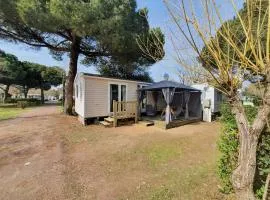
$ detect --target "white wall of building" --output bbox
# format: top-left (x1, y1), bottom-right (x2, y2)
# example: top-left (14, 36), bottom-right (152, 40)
top-left (192, 83), bottom-right (224, 122)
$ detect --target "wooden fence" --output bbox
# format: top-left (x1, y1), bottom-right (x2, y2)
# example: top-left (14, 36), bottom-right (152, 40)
top-left (113, 100), bottom-right (138, 127)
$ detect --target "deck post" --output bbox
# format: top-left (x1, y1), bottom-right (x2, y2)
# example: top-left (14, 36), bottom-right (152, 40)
top-left (113, 100), bottom-right (117, 127)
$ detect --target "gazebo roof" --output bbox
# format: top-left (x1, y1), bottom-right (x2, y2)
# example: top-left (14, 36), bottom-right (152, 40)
top-left (139, 80), bottom-right (200, 91)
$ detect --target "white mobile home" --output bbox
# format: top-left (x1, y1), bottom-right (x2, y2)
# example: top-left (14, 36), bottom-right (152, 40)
top-left (192, 83), bottom-right (223, 122)
top-left (74, 73), bottom-right (150, 124)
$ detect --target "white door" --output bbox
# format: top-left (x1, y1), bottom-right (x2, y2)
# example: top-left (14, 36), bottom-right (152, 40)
top-left (109, 84), bottom-right (127, 112)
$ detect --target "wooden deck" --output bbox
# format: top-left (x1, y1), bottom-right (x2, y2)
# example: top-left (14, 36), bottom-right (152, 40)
top-left (165, 118), bottom-right (201, 129)
top-left (141, 116), bottom-right (201, 129)
top-left (103, 101), bottom-right (201, 129)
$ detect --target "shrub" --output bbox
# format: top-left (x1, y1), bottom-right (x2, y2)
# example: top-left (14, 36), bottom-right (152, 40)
top-left (17, 101), bottom-right (28, 109)
top-left (218, 104), bottom-right (270, 199)
top-left (5, 98), bottom-right (17, 104)
top-left (255, 132), bottom-right (270, 198)
top-left (6, 98), bottom-right (41, 106)
top-left (217, 104), bottom-right (238, 193)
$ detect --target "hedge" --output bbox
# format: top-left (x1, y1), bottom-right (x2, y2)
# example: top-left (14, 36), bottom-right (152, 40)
top-left (5, 98), bottom-right (41, 105)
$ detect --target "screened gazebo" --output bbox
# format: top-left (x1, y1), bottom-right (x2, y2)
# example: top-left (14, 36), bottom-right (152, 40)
top-left (138, 80), bottom-right (202, 129)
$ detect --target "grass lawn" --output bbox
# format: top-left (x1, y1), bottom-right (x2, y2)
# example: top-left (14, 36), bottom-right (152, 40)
top-left (0, 106), bottom-right (235, 200)
top-left (62, 123), bottom-right (236, 200)
top-left (0, 104), bottom-right (29, 120)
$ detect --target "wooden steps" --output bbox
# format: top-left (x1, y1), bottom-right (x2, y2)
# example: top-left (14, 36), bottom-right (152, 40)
top-left (100, 120), bottom-right (112, 127)
top-left (100, 101), bottom-right (138, 127)
top-left (100, 117), bottom-right (115, 127)
top-left (104, 117), bottom-right (114, 123)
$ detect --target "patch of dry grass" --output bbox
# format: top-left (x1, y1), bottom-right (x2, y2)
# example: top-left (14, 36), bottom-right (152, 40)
top-left (0, 104), bottom-right (29, 120)
top-left (61, 123), bottom-right (235, 200)
top-left (143, 142), bottom-right (182, 167)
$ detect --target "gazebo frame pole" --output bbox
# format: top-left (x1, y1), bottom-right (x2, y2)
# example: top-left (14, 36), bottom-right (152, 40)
top-left (185, 102), bottom-right (189, 119)
top-left (162, 88), bottom-right (175, 125)
top-left (184, 91), bottom-right (190, 120)
top-left (165, 103), bottom-right (170, 124)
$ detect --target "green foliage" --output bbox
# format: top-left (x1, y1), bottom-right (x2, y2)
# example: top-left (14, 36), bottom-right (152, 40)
top-left (21, 61), bottom-right (64, 90)
top-left (252, 96), bottom-right (262, 107)
top-left (245, 105), bottom-right (257, 124)
top-left (218, 104), bottom-right (239, 193)
top-left (218, 104), bottom-right (270, 199)
top-left (97, 62), bottom-right (153, 82)
top-left (0, 0), bottom-right (164, 71)
top-left (17, 101), bottom-right (27, 109)
top-left (0, 50), bottom-right (26, 85)
top-left (0, 0), bottom-right (164, 112)
top-left (255, 132), bottom-right (270, 199)
top-left (6, 98), bottom-right (41, 106)
top-left (0, 50), bottom-right (64, 92)
top-left (20, 61), bottom-right (44, 89)
top-left (200, 1), bottom-right (269, 84)
top-left (41, 66), bottom-right (64, 87)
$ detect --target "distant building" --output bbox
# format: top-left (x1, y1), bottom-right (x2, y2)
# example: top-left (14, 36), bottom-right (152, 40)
top-left (242, 96), bottom-right (255, 107)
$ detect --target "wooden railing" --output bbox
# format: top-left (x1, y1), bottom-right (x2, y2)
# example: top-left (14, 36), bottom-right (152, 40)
top-left (113, 100), bottom-right (138, 127)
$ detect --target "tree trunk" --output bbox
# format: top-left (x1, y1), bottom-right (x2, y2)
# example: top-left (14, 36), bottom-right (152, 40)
top-left (41, 88), bottom-right (44, 104)
top-left (23, 86), bottom-right (28, 98)
top-left (3, 84), bottom-right (10, 103)
top-left (230, 99), bottom-right (257, 200)
top-left (231, 92), bottom-right (270, 200)
top-left (64, 34), bottom-right (81, 115)
top-left (62, 74), bottom-right (66, 107)
top-left (232, 130), bottom-right (258, 200)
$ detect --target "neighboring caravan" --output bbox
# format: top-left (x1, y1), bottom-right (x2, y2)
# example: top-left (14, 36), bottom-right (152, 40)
top-left (74, 73), bottom-right (150, 125)
top-left (192, 83), bottom-right (223, 122)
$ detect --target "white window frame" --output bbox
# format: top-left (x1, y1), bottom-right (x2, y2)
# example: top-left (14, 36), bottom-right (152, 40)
top-left (108, 82), bottom-right (128, 114)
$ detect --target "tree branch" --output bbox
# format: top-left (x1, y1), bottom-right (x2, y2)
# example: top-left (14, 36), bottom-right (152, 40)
top-left (79, 49), bottom-right (110, 57)
top-left (0, 27), bottom-right (69, 52)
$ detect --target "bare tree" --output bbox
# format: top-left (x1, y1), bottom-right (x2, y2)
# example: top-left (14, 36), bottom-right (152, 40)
top-left (177, 63), bottom-right (210, 85)
top-left (138, 0), bottom-right (270, 199)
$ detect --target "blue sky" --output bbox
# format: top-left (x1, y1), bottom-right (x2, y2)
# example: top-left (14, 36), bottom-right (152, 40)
top-left (0, 0), bottom-right (243, 82)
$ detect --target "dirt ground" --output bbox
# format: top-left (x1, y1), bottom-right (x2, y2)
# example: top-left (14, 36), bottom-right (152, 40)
top-left (0, 105), bottom-right (231, 200)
